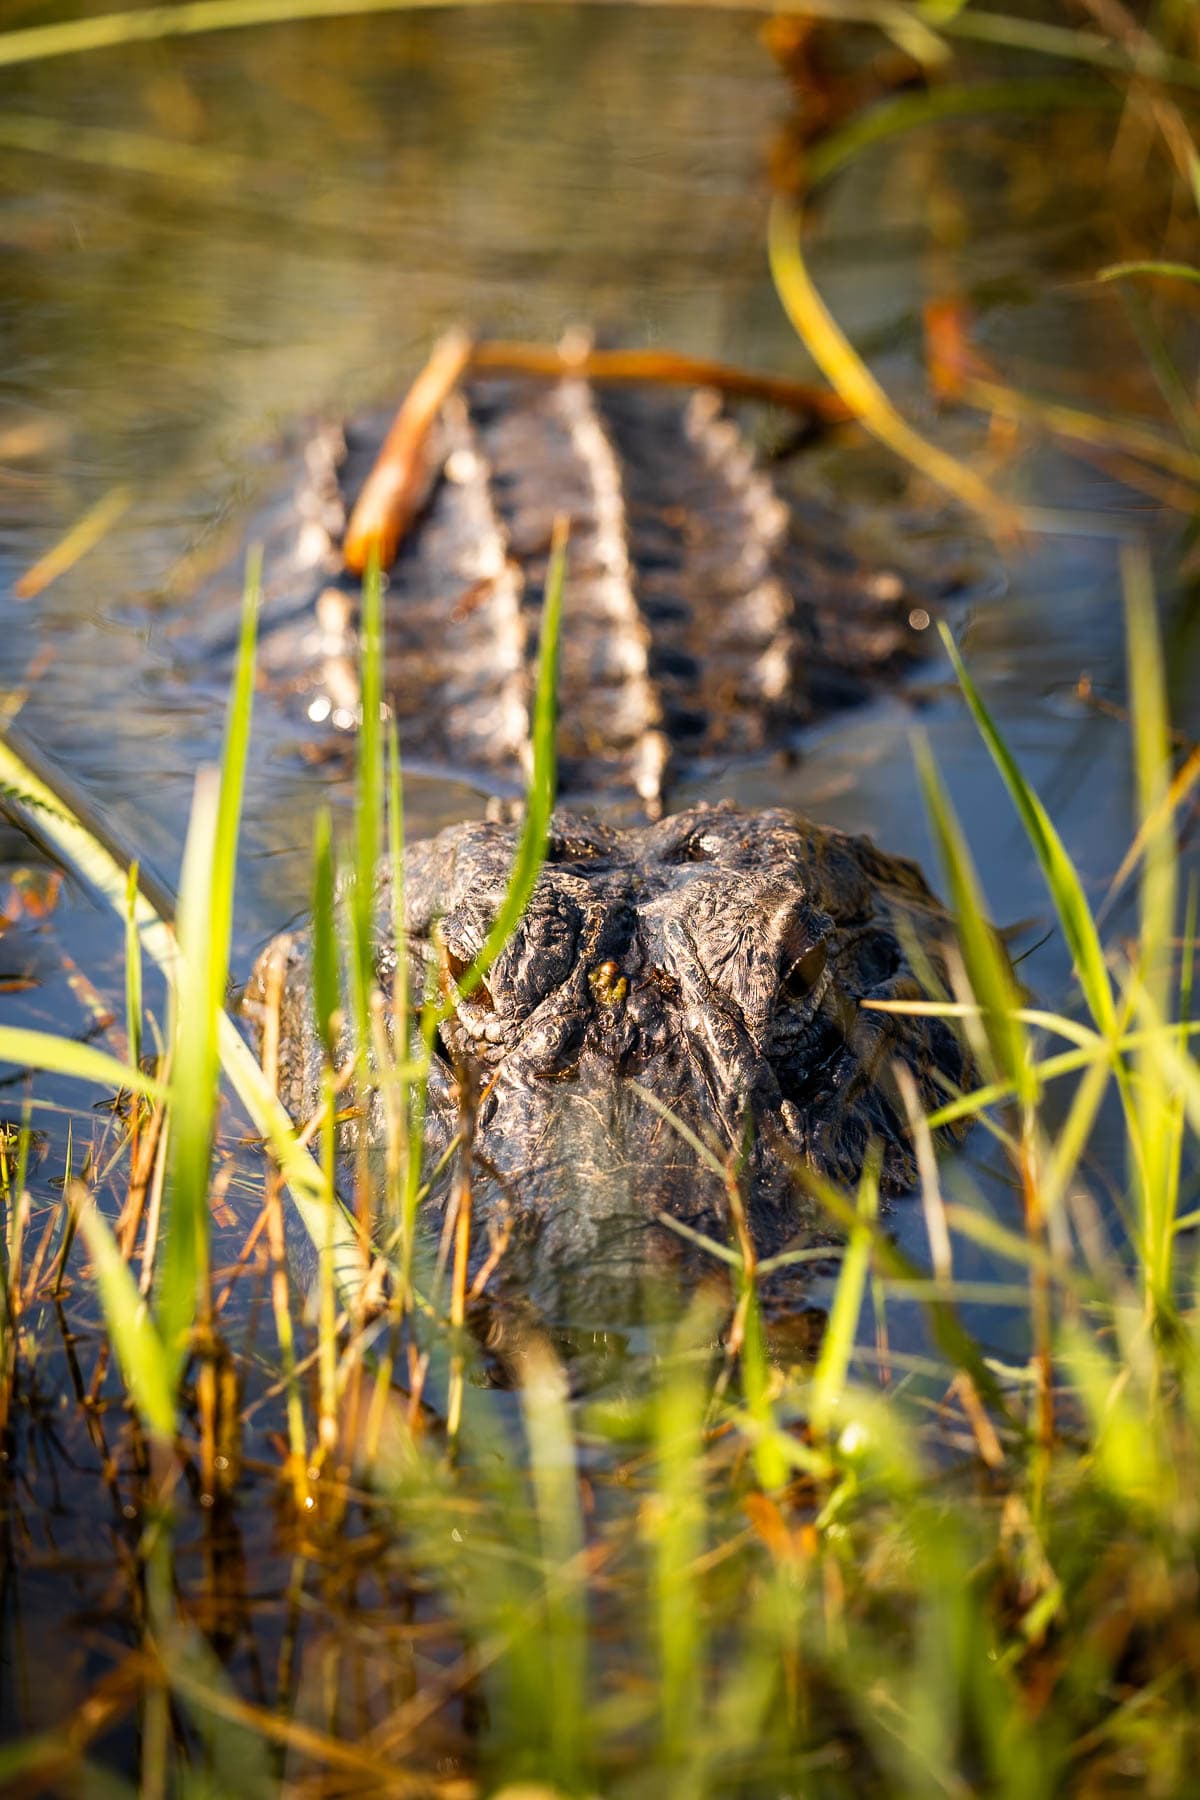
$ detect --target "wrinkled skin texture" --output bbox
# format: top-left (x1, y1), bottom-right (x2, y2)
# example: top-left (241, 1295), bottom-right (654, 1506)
top-left (251, 802), bottom-right (971, 1311)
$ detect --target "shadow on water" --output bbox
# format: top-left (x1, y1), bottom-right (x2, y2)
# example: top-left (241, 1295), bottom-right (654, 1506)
top-left (1, 4), bottom-right (1199, 1779)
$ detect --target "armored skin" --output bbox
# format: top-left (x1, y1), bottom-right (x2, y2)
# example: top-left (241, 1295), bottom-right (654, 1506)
top-left (193, 372), bottom-right (930, 812)
top-left (250, 802), bottom-right (971, 1302)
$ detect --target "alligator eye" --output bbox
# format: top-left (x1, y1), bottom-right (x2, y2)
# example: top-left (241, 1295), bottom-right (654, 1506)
top-left (445, 946), bottom-right (494, 1010)
top-left (782, 940), bottom-right (827, 1003)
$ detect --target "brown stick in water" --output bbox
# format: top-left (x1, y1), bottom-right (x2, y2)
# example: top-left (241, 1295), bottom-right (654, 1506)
top-left (342, 330), bottom-right (852, 574)
top-left (470, 338), bottom-right (854, 422)
top-left (341, 326), bottom-right (474, 575)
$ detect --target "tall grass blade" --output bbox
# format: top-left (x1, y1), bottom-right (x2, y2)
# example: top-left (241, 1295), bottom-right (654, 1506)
top-left (767, 196), bottom-right (1020, 536)
top-left (0, 1029), bottom-right (164, 1100)
top-left (914, 734), bottom-right (1029, 1098)
top-left (1123, 543), bottom-right (1180, 1314)
top-left (939, 623), bottom-right (1118, 1038)
top-left (653, 1293), bottom-right (721, 1776)
top-left (158, 558), bottom-right (258, 1367)
top-left (353, 551), bottom-right (384, 1037)
top-left (447, 514), bottom-right (565, 1009)
top-left (77, 1195), bottom-right (175, 1442)
top-left (384, 719), bottom-right (412, 1246)
top-left (211, 549), bottom-right (260, 1009)
top-left (124, 861), bottom-right (143, 1074)
top-left (809, 1157), bottom-right (878, 1438)
top-left (311, 806), bottom-right (339, 1063)
top-left (160, 767), bottom-right (221, 1371)
top-left (1098, 260), bottom-right (1200, 287)
top-left (1124, 543), bottom-right (1176, 1013)
top-left (519, 1344), bottom-right (590, 1790)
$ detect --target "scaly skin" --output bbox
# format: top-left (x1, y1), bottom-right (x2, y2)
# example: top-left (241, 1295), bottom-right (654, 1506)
top-left (186, 374), bottom-right (930, 812)
top-left (248, 802), bottom-right (972, 1305)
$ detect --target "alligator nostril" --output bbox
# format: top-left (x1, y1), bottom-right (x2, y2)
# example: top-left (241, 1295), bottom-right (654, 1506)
top-left (782, 939), bottom-right (827, 1004)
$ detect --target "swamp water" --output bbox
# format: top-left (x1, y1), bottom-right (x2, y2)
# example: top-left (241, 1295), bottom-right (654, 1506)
top-left (0, 5), bottom-right (1197, 1787)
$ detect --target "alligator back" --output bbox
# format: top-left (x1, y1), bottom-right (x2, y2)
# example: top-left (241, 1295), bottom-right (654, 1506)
top-left (188, 372), bottom-right (930, 810)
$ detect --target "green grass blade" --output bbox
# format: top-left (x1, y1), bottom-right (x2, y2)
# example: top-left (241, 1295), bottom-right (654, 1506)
top-left (160, 768), bottom-right (221, 1372)
top-left (0, 1029), bottom-right (164, 1101)
top-left (1097, 260), bottom-right (1200, 287)
top-left (914, 733), bottom-right (1030, 1099)
top-left (311, 806), bottom-right (339, 1063)
top-left (519, 1344), bottom-right (591, 1788)
top-left (385, 717), bottom-right (417, 1260)
top-left (211, 548), bottom-right (260, 1018)
top-left (653, 1292), bottom-right (723, 1772)
top-left (809, 1156), bottom-right (878, 1438)
top-left (353, 552), bottom-right (384, 1037)
top-left (77, 1197), bottom-right (175, 1441)
top-left (1124, 543), bottom-right (1176, 1015)
top-left (158, 560), bottom-right (258, 1369)
top-left (124, 861), bottom-right (143, 1074)
top-left (806, 77), bottom-right (1118, 189)
top-left (939, 623), bottom-right (1117, 1038)
top-left (448, 515), bottom-right (565, 1009)
top-left (738, 1282), bottom-right (789, 1492)
top-left (1123, 542), bottom-right (1179, 1311)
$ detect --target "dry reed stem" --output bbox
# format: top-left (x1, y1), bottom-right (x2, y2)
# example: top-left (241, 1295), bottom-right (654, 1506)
top-left (118, 1088), bottom-right (168, 1257)
top-left (951, 1369), bottom-right (1006, 1470)
top-left (22, 1194), bottom-right (62, 1304)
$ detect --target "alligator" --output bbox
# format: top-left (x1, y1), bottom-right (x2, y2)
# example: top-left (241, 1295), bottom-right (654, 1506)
top-left (248, 802), bottom-right (971, 1301)
top-left (219, 345), bottom-right (976, 1297)
top-left (194, 347), bottom-right (934, 813)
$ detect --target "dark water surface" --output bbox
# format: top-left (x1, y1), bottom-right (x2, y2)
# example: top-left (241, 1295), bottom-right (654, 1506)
top-left (1, 3), bottom-right (1198, 1769)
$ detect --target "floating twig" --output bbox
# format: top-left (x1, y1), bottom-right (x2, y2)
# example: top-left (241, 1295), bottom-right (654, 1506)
top-left (342, 327), bottom-right (473, 575)
top-left (469, 337), bottom-right (854, 421)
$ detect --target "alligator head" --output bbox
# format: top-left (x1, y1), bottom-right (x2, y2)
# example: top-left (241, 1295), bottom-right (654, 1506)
top-left (252, 802), bottom-right (972, 1305)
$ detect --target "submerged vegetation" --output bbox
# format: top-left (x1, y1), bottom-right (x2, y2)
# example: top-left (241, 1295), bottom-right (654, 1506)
top-left (0, 0), bottom-right (1199, 1796)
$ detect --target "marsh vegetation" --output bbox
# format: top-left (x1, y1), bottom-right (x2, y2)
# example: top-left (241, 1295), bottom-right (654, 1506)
top-left (0, 2), bottom-right (1199, 1795)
